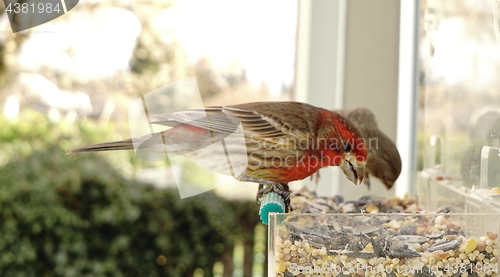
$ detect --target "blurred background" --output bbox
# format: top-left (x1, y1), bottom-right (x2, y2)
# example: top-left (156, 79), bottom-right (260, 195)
top-left (1, 0), bottom-right (500, 276)
top-left (0, 0), bottom-right (296, 276)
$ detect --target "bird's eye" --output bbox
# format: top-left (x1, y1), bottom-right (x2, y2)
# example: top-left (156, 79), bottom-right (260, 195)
top-left (342, 142), bottom-right (352, 152)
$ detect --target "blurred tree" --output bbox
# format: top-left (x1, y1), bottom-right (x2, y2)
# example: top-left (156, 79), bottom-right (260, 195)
top-left (130, 38), bottom-right (161, 75)
top-left (222, 62), bottom-right (246, 88)
top-left (1, 0), bottom-right (251, 122)
top-left (0, 2), bottom-right (32, 96)
top-left (0, 145), bottom-right (222, 276)
top-left (193, 58), bottom-right (223, 99)
top-left (0, 112), bottom-right (262, 276)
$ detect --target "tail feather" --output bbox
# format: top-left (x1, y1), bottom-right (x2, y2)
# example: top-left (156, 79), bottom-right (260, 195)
top-left (68, 139), bottom-right (134, 154)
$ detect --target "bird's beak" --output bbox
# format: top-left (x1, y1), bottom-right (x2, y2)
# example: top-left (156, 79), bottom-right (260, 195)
top-left (341, 153), bottom-right (365, 185)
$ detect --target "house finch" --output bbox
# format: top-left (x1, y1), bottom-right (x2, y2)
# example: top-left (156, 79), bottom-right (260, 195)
top-left (70, 101), bottom-right (368, 211)
top-left (336, 107), bottom-right (402, 189)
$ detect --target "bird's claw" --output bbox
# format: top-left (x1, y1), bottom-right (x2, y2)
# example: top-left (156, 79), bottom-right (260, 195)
top-left (256, 182), bottom-right (291, 213)
top-left (239, 175), bottom-right (291, 213)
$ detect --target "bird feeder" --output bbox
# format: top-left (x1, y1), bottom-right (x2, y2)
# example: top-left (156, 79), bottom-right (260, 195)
top-left (267, 1), bottom-right (500, 276)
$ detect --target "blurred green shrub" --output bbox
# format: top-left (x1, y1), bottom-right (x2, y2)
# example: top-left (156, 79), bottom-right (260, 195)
top-left (0, 110), bottom-right (136, 171)
top-left (0, 112), bottom-right (260, 276)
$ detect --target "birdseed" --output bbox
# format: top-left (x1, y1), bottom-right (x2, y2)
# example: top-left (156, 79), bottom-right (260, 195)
top-left (273, 189), bottom-right (500, 277)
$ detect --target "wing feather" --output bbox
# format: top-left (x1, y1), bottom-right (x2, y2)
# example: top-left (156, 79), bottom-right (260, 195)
top-left (152, 103), bottom-right (312, 139)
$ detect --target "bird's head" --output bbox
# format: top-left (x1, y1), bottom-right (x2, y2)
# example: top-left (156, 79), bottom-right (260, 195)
top-left (365, 132), bottom-right (402, 189)
top-left (327, 113), bottom-right (368, 185)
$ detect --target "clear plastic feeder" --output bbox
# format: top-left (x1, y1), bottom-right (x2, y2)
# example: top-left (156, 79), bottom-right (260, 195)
top-left (269, 213), bottom-right (500, 277)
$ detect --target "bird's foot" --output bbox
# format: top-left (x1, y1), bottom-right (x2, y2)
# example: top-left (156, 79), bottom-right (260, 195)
top-left (239, 175), bottom-right (291, 212)
top-left (255, 182), bottom-right (290, 213)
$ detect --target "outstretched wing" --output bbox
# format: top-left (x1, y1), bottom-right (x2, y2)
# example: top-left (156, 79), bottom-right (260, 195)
top-left (152, 101), bottom-right (322, 141)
